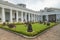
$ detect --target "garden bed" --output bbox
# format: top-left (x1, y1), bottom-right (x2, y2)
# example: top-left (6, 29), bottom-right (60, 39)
top-left (0, 22), bottom-right (57, 37)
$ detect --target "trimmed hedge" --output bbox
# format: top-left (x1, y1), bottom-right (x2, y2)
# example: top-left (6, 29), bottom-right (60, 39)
top-left (0, 23), bottom-right (58, 37)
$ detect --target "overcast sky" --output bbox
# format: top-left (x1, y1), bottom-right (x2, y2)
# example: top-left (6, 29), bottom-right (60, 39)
top-left (3, 0), bottom-right (60, 11)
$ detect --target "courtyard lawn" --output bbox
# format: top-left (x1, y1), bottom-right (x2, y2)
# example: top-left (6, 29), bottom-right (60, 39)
top-left (0, 22), bottom-right (56, 36)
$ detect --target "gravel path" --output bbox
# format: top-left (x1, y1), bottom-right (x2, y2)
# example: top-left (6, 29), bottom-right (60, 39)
top-left (0, 24), bottom-right (60, 40)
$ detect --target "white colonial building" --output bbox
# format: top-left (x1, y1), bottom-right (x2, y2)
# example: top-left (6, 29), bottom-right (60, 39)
top-left (0, 0), bottom-right (41, 23)
top-left (40, 7), bottom-right (60, 22)
top-left (0, 0), bottom-right (60, 23)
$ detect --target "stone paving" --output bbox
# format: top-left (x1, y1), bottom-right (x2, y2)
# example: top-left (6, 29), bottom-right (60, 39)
top-left (0, 24), bottom-right (60, 40)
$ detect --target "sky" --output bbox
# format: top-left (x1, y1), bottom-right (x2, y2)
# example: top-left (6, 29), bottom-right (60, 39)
top-left (3, 0), bottom-right (60, 11)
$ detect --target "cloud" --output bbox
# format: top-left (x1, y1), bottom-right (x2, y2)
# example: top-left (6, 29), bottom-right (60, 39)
top-left (27, 0), bottom-right (60, 11)
top-left (4, 0), bottom-right (8, 1)
top-left (3, 0), bottom-right (60, 11)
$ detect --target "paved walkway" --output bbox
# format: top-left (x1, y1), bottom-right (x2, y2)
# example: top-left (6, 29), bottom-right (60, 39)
top-left (0, 24), bottom-right (60, 40)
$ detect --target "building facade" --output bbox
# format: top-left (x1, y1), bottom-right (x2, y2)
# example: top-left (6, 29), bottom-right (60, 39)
top-left (0, 0), bottom-right (60, 23)
top-left (40, 8), bottom-right (60, 22)
top-left (0, 0), bottom-right (41, 23)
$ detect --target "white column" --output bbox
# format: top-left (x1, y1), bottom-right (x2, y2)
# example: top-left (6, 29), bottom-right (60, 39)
top-left (16, 11), bottom-right (18, 22)
top-left (10, 9), bottom-right (13, 23)
top-left (37, 15), bottom-right (39, 22)
top-left (30, 14), bottom-right (32, 21)
top-left (37, 15), bottom-right (38, 22)
top-left (38, 15), bottom-right (39, 21)
top-left (36, 15), bottom-right (37, 22)
top-left (28, 13), bottom-right (30, 22)
top-left (35, 15), bottom-right (36, 22)
top-left (32, 14), bottom-right (34, 22)
top-left (21, 11), bottom-right (23, 22)
top-left (33, 14), bottom-right (34, 22)
top-left (2, 7), bottom-right (5, 22)
top-left (34, 14), bottom-right (35, 22)
top-left (33, 14), bottom-right (35, 22)
top-left (37, 17), bottom-right (38, 21)
top-left (32, 14), bottom-right (33, 22)
top-left (34, 14), bottom-right (36, 22)
top-left (46, 15), bottom-right (48, 22)
top-left (37, 15), bottom-right (38, 21)
top-left (56, 14), bottom-right (57, 22)
top-left (34, 15), bottom-right (36, 22)
top-left (39, 15), bottom-right (40, 21)
top-left (41, 15), bottom-right (43, 22)
top-left (25, 12), bottom-right (27, 22)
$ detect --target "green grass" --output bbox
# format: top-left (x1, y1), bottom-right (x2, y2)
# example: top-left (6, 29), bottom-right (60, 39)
top-left (0, 22), bottom-right (56, 36)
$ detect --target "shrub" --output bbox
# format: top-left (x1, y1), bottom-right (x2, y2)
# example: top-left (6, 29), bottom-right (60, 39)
top-left (2, 22), bottom-right (6, 26)
top-left (43, 21), bottom-right (46, 25)
top-left (13, 22), bottom-right (24, 25)
top-left (7, 24), bottom-right (16, 28)
top-left (6, 20), bottom-right (9, 25)
top-left (39, 21), bottom-right (43, 24)
top-left (47, 22), bottom-right (50, 26)
top-left (32, 22), bottom-right (34, 24)
top-left (24, 22), bottom-right (28, 25)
